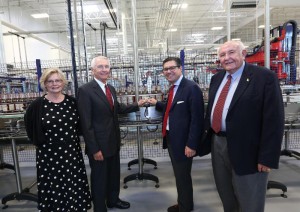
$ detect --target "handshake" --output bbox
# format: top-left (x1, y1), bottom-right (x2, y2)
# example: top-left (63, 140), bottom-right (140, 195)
top-left (137, 97), bottom-right (158, 107)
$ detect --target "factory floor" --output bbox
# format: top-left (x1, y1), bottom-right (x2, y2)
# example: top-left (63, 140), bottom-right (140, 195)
top-left (0, 156), bottom-right (300, 212)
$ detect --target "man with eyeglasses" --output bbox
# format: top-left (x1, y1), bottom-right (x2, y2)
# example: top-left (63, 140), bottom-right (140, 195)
top-left (77, 56), bottom-right (146, 212)
top-left (148, 57), bottom-right (204, 212)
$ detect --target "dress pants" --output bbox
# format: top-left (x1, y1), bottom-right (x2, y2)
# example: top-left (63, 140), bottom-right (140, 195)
top-left (211, 135), bottom-right (269, 212)
top-left (88, 153), bottom-right (120, 212)
top-left (167, 134), bottom-right (194, 212)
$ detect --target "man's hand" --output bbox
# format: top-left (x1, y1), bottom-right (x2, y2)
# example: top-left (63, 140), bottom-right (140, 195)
top-left (185, 146), bottom-right (196, 158)
top-left (147, 98), bottom-right (158, 106)
top-left (93, 150), bottom-right (104, 161)
top-left (257, 163), bottom-right (271, 172)
top-left (138, 99), bottom-right (147, 107)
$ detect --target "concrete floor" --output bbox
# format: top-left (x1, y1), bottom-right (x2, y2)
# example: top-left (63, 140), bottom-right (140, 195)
top-left (0, 156), bottom-right (300, 212)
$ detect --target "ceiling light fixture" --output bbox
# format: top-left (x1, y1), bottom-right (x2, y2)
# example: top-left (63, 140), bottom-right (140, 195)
top-left (258, 25), bottom-right (272, 29)
top-left (171, 3), bottom-right (188, 9)
top-left (102, 8), bottom-right (116, 14)
top-left (181, 3), bottom-right (188, 9)
top-left (167, 28), bottom-right (177, 32)
top-left (211, 26), bottom-right (223, 30)
top-left (192, 33), bottom-right (204, 37)
top-left (83, 5), bottom-right (99, 13)
top-left (67, 35), bottom-right (77, 38)
top-left (31, 13), bottom-right (49, 19)
top-left (232, 38), bottom-right (241, 41)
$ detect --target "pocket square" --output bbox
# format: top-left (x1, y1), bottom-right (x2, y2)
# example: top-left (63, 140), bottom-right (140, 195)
top-left (177, 101), bottom-right (184, 104)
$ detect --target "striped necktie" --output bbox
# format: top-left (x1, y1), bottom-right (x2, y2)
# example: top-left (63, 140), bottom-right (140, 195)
top-left (211, 75), bottom-right (232, 133)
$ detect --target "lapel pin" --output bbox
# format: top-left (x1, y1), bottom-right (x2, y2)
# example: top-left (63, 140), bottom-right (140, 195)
top-left (247, 78), bottom-right (249, 82)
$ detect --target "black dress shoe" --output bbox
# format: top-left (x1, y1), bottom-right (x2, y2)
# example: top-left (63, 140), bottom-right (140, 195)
top-left (107, 199), bottom-right (130, 209)
top-left (167, 204), bottom-right (179, 212)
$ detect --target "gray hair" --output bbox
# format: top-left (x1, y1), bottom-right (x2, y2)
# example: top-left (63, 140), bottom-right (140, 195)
top-left (217, 40), bottom-right (246, 55)
top-left (90, 56), bottom-right (111, 69)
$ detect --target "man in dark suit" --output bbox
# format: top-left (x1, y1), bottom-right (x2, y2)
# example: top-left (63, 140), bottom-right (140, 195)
top-left (77, 56), bottom-right (146, 212)
top-left (203, 40), bottom-right (284, 212)
top-left (148, 57), bottom-right (204, 212)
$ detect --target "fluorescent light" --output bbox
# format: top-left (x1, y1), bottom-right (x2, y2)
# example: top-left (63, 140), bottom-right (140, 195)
top-left (171, 3), bottom-right (188, 9)
top-left (195, 40), bottom-right (204, 43)
top-left (213, 10), bottom-right (225, 13)
top-left (232, 38), bottom-right (241, 41)
top-left (87, 46), bottom-right (95, 49)
top-left (181, 3), bottom-right (188, 8)
top-left (102, 8), bottom-right (116, 14)
top-left (31, 13), bottom-right (49, 19)
top-left (67, 35), bottom-right (77, 38)
top-left (258, 25), bottom-right (272, 29)
top-left (167, 28), bottom-right (177, 32)
top-left (116, 32), bottom-right (123, 35)
top-left (192, 33), bottom-right (204, 37)
top-left (84, 5), bottom-right (99, 13)
top-left (211, 26), bottom-right (223, 30)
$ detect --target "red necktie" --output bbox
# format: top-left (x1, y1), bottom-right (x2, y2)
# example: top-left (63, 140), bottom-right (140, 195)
top-left (212, 75), bottom-right (232, 133)
top-left (105, 85), bottom-right (114, 110)
top-left (162, 85), bottom-right (175, 137)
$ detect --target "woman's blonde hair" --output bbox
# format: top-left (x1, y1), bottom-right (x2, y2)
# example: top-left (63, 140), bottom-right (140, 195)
top-left (40, 68), bottom-right (68, 91)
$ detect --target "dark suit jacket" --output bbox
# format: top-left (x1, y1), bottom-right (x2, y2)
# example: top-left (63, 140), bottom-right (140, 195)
top-left (156, 77), bottom-right (204, 161)
top-left (77, 80), bottom-right (139, 157)
top-left (203, 62), bottom-right (284, 175)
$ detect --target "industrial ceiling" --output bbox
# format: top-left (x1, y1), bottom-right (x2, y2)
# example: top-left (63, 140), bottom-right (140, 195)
top-left (1, 0), bottom-right (300, 58)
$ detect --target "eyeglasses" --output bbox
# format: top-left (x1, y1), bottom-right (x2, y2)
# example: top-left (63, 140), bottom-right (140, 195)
top-left (46, 79), bottom-right (63, 84)
top-left (162, 65), bottom-right (179, 72)
top-left (96, 65), bottom-right (110, 70)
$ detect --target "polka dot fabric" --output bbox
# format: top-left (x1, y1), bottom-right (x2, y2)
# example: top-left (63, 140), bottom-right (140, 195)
top-left (36, 96), bottom-right (91, 211)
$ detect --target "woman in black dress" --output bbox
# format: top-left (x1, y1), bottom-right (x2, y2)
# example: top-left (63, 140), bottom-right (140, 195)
top-left (25, 68), bottom-right (91, 211)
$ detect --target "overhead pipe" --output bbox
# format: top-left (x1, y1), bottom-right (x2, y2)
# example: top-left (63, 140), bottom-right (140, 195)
top-left (86, 22), bottom-right (97, 60)
top-left (121, 12), bottom-right (128, 54)
top-left (1, 20), bottom-right (70, 54)
top-left (227, 0), bottom-right (231, 41)
top-left (73, 0), bottom-right (82, 79)
top-left (100, 22), bottom-right (108, 56)
top-left (3, 30), bottom-right (69, 35)
top-left (8, 31), bottom-right (23, 70)
top-left (67, 0), bottom-right (78, 97)
top-left (131, 0), bottom-right (139, 101)
top-left (22, 37), bottom-right (29, 70)
top-left (80, 0), bottom-right (89, 82)
top-left (264, 0), bottom-right (270, 69)
top-left (116, 0), bottom-right (121, 54)
top-left (103, 0), bottom-right (118, 28)
top-left (0, 21), bottom-right (6, 70)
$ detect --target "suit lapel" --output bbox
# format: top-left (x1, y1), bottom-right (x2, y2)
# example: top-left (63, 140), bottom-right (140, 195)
top-left (207, 71), bottom-right (226, 114)
top-left (228, 64), bottom-right (253, 112)
top-left (92, 80), bottom-right (113, 112)
top-left (170, 77), bottom-right (185, 110)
